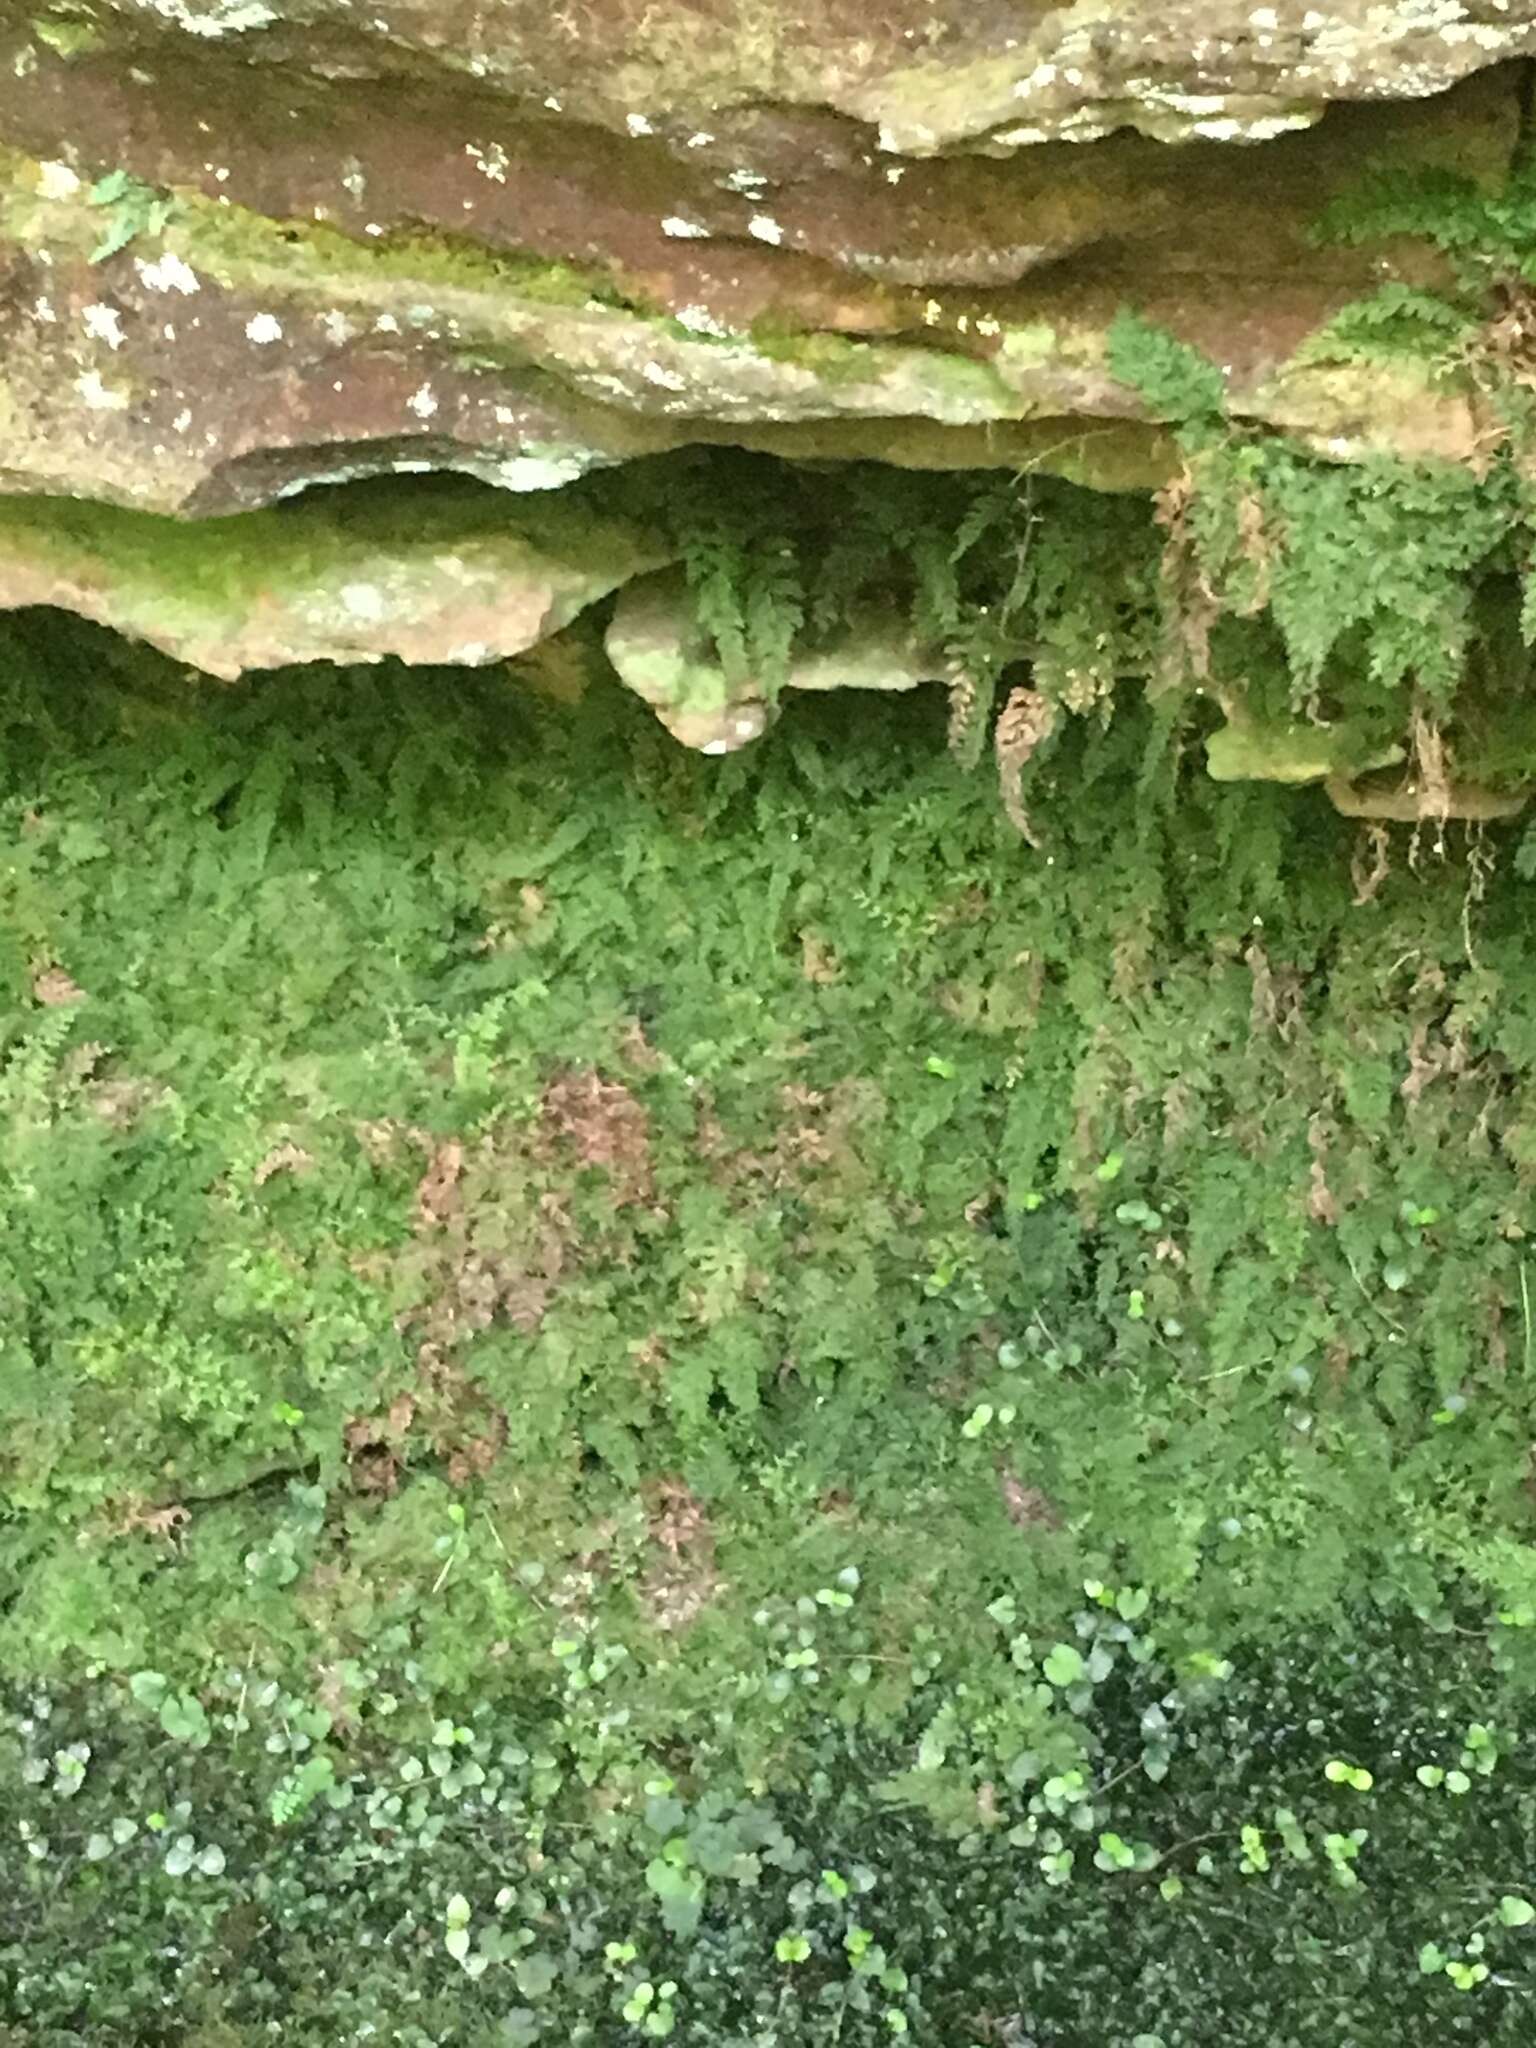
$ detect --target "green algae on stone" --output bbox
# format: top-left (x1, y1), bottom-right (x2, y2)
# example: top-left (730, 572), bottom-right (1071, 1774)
top-left (0, 480), bottom-right (671, 678)
top-left (1205, 715), bottom-right (1405, 786)
top-left (606, 564), bottom-right (947, 751)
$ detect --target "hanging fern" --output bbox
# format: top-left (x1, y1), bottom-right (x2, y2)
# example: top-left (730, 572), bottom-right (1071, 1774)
top-left (742, 534), bottom-right (806, 700)
top-left (683, 526), bottom-right (752, 683)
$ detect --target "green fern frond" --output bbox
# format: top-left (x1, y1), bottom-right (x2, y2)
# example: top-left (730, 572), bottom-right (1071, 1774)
top-left (744, 537), bottom-right (805, 699)
top-left (684, 529), bottom-right (752, 682)
top-left (1106, 309), bottom-right (1228, 442)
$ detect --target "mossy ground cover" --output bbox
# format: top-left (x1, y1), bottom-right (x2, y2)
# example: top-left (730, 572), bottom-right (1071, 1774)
top-left (2, 613), bottom-right (1536, 2040)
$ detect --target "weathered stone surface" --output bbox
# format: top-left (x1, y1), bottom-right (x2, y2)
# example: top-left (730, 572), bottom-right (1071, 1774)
top-left (606, 566), bottom-right (944, 748)
top-left (1205, 707), bottom-right (1536, 819)
top-left (1205, 716), bottom-right (1404, 786)
top-left (0, 2), bottom-right (1529, 708)
top-left (1325, 772), bottom-right (1530, 820)
top-left (0, 32), bottom-right (1516, 516)
top-left (75, 0), bottom-right (1536, 151)
top-left (0, 480), bottom-right (666, 676)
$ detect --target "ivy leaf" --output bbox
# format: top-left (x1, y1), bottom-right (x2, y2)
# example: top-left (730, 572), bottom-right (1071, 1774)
top-left (645, 1858), bottom-right (704, 1939)
top-left (128, 1671), bottom-right (168, 1710)
top-left (645, 1792), bottom-right (687, 1837)
top-left (515, 1951), bottom-right (559, 1998)
top-left (158, 1694), bottom-right (211, 1747)
top-left (1043, 1644), bottom-right (1086, 1688)
top-left (1499, 1896), bottom-right (1535, 1928)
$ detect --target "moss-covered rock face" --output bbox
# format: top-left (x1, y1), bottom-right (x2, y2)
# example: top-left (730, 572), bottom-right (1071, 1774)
top-left (0, 480), bottom-right (670, 677)
top-left (4, 3), bottom-right (1536, 795)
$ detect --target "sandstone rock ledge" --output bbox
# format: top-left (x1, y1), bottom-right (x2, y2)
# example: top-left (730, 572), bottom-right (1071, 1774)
top-left (0, 3), bottom-right (1531, 773)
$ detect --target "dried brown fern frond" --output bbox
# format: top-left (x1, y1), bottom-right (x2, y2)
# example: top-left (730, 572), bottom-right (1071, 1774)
top-left (1233, 485), bottom-right (1277, 615)
top-left (945, 660), bottom-right (990, 767)
top-left (1152, 465), bottom-right (1218, 686)
top-left (1350, 822), bottom-right (1392, 906)
top-left (1151, 456), bottom-right (1269, 686)
top-left (994, 685), bottom-right (1056, 845)
top-left (1410, 704), bottom-right (1452, 826)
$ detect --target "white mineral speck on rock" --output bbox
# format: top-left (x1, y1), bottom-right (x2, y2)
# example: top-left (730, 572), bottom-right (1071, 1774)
top-left (36, 160), bottom-right (80, 199)
top-left (662, 217), bottom-right (710, 239)
top-left (135, 252), bottom-right (200, 294)
top-left (748, 215), bottom-right (784, 245)
top-left (245, 313), bottom-right (283, 343)
top-left (407, 382), bottom-right (439, 419)
top-left (82, 304), bottom-right (125, 349)
top-left (340, 584), bottom-right (385, 622)
top-left (75, 369), bottom-right (128, 410)
top-left (492, 455), bottom-right (587, 489)
top-left (675, 305), bottom-right (729, 336)
top-left (466, 142), bottom-right (509, 183)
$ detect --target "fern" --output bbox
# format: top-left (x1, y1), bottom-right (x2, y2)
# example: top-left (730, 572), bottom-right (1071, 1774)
top-left (1106, 308), bottom-right (1228, 443)
top-left (1261, 451), bottom-right (1514, 702)
top-left (681, 525), bottom-right (807, 698)
top-left (944, 662), bottom-right (991, 771)
top-left (88, 169), bottom-right (173, 265)
top-left (909, 528), bottom-right (963, 651)
top-left (993, 685), bottom-right (1055, 844)
top-left (683, 528), bottom-right (752, 683)
top-left (1290, 284), bottom-right (1474, 371)
top-left (270, 1753), bottom-right (336, 1826)
top-left (742, 536), bottom-right (805, 700)
top-left (950, 480), bottom-right (1019, 572)
top-left (1313, 164), bottom-right (1536, 278)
